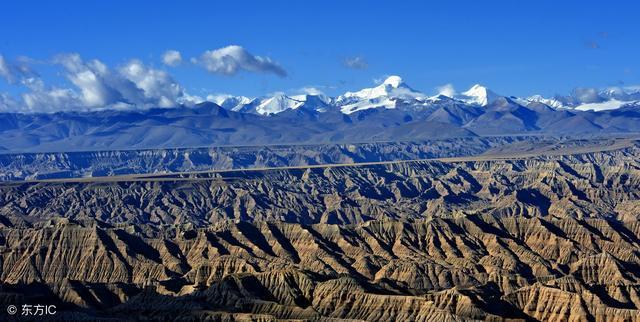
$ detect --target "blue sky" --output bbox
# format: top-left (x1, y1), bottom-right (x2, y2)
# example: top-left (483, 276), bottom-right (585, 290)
top-left (0, 0), bottom-right (639, 111)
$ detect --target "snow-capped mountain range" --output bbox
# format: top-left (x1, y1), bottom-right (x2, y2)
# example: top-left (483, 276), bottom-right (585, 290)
top-left (207, 76), bottom-right (640, 115)
top-left (1, 75), bottom-right (640, 153)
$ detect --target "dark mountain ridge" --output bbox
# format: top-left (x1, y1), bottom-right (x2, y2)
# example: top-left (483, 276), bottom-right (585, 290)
top-left (1, 99), bottom-right (640, 153)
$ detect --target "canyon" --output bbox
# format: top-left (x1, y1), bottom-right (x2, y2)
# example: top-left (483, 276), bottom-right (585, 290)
top-left (1, 138), bottom-right (640, 320)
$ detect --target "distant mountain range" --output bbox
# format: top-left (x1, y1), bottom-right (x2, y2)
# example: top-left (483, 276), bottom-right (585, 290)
top-left (208, 75), bottom-right (640, 115)
top-left (1, 76), bottom-right (640, 153)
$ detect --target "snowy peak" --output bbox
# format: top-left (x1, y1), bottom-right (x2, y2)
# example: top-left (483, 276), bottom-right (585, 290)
top-left (525, 95), bottom-right (566, 109)
top-left (214, 92), bottom-right (332, 116)
top-left (336, 76), bottom-right (427, 114)
top-left (462, 84), bottom-right (490, 97)
top-left (457, 84), bottom-right (500, 106)
top-left (599, 86), bottom-right (640, 101)
top-left (209, 95), bottom-right (252, 111)
top-left (290, 93), bottom-right (332, 106)
top-left (341, 75), bottom-right (420, 100)
top-left (206, 76), bottom-right (640, 116)
top-left (525, 85), bottom-right (640, 111)
top-left (255, 94), bottom-right (304, 115)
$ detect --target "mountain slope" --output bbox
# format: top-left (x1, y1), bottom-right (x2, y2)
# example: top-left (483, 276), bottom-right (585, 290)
top-left (1, 101), bottom-right (640, 153)
top-left (2, 76), bottom-right (640, 153)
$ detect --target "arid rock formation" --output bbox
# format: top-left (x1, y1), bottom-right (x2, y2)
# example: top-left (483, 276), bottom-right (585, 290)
top-left (1, 140), bottom-right (640, 321)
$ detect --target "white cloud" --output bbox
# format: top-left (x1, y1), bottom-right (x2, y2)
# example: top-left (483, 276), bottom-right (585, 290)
top-left (180, 92), bottom-right (205, 105)
top-left (343, 56), bottom-right (368, 70)
top-left (1, 49), bottom-right (288, 112)
top-left (299, 86), bottom-right (325, 96)
top-left (194, 45), bottom-right (287, 77)
top-left (22, 87), bottom-right (81, 113)
top-left (53, 53), bottom-right (198, 110)
top-left (436, 83), bottom-right (456, 97)
top-left (0, 92), bottom-right (20, 111)
top-left (119, 59), bottom-right (184, 107)
top-left (1, 53), bottom-right (200, 112)
top-left (7, 74), bottom-right (84, 113)
top-left (571, 87), bottom-right (602, 103)
top-left (373, 76), bottom-right (386, 85)
top-left (55, 53), bottom-right (136, 107)
top-left (162, 50), bottom-right (182, 67)
top-left (206, 93), bottom-right (234, 103)
top-left (0, 54), bottom-right (34, 84)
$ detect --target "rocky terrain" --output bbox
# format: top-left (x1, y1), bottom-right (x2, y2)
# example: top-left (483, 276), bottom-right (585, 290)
top-left (0, 136), bottom-right (547, 181)
top-left (0, 140), bottom-right (640, 320)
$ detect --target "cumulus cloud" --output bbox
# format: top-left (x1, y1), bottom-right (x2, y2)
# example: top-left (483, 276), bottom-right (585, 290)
top-left (119, 59), bottom-right (185, 107)
top-left (0, 92), bottom-right (20, 111)
top-left (571, 87), bottom-right (602, 103)
top-left (1, 48), bottom-right (290, 112)
top-left (54, 53), bottom-right (140, 107)
top-left (0, 54), bottom-right (34, 84)
top-left (343, 56), bottom-right (368, 70)
top-left (436, 83), bottom-right (456, 97)
top-left (55, 53), bottom-right (197, 109)
top-left (193, 45), bottom-right (287, 77)
top-left (162, 50), bottom-right (182, 66)
top-left (0, 53), bottom-right (202, 113)
top-left (22, 87), bottom-right (81, 113)
top-left (549, 85), bottom-right (640, 107)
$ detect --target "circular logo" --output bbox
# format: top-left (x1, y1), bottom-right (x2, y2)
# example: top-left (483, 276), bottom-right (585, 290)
top-left (7, 305), bottom-right (17, 315)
